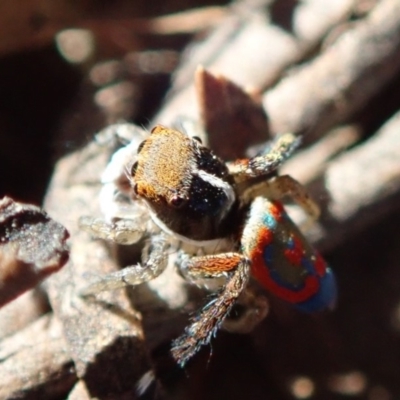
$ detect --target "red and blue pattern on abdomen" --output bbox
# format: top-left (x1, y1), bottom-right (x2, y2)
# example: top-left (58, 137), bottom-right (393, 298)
top-left (242, 197), bottom-right (337, 313)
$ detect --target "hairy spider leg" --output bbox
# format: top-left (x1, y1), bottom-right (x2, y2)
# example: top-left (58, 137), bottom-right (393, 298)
top-left (240, 174), bottom-right (320, 228)
top-left (228, 132), bottom-right (300, 182)
top-left (79, 216), bottom-right (146, 245)
top-left (171, 254), bottom-right (250, 366)
top-left (80, 233), bottom-right (170, 296)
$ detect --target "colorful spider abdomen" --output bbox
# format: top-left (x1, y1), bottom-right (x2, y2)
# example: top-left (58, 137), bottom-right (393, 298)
top-left (242, 197), bottom-right (337, 312)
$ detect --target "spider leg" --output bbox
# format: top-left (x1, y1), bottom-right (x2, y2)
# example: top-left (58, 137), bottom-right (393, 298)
top-left (79, 216), bottom-right (146, 245)
top-left (80, 233), bottom-right (169, 296)
top-left (178, 250), bottom-right (268, 333)
top-left (228, 133), bottom-right (300, 182)
top-left (171, 253), bottom-right (250, 366)
top-left (241, 175), bottom-right (320, 226)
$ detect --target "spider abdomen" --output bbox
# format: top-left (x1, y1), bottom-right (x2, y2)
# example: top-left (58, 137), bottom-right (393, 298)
top-left (242, 197), bottom-right (337, 312)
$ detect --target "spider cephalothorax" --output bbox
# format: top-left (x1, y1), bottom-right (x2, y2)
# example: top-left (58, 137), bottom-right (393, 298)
top-left (130, 125), bottom-right (235, 242)
top-left (80, 123), bottom-right (337, 366)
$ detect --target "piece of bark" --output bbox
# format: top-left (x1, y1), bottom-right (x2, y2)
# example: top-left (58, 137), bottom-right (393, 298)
top-left (0, 197), bottom-right (69, 307)
top-left (196, 67), bottom-right (270, 159)
top-left (302, 108), bottom-right (400, 252)
top-left (0, 288), bottom-right (50, 340)
top-left (44, 130), bottom-right (153, 398)
top-left (0, 314), bottom-right (76, 400)
top-left (280, 125), bottom-right (361, 184)
top-left (264, 0), bottom-right (400, 140)
top-left (155, 0), bottom-right (355, 127)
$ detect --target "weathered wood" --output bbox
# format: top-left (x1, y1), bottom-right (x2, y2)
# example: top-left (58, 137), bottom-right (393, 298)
top-left (0, 314), bottom-right (76, 400)
top-left (312, 108), bottom-right (400, 251)
top-left (264, 0), bottom-right (400, 140)
top-left (0, 197), bottom-right (69, 307)
top-left (281, 125), bottom-right (361, 183)
top-left (0, 289), bottom-right (49, 340)
top-left (155, 0), bottom-right (355, 129)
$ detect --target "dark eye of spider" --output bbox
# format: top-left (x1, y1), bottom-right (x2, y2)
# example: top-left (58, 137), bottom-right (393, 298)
top-left (137, 140), bottom-right (146, 154)
top-left (192, 136), bottom-right (202, 144)
top-left (133, 183), bottom-right (139, 195)
top-left (169, 195), bottom-right (186, 208)
top-left (130, 161), bottom-right (138, 176)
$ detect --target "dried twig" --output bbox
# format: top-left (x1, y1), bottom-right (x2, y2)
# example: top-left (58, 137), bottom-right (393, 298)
top-left (264, 0), bottom-right (400, 139)
top-left (311, 109), bottom-right (400, 251)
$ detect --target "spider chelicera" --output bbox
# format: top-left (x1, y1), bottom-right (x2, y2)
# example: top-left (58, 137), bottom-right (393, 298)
top-left (79, 124), bottom-right (337, 366)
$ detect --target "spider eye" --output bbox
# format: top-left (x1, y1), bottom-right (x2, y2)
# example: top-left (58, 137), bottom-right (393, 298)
top-left (130, 161), bottom-right (138, 176)
top-left (169, 195), bottom-right (186, 208)
top-left (137, 140), bottom-right (146, 154)
top-left (133, 183), bottom-right (139, 195)
top-left (192, 136), bottom-right (202, 144)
